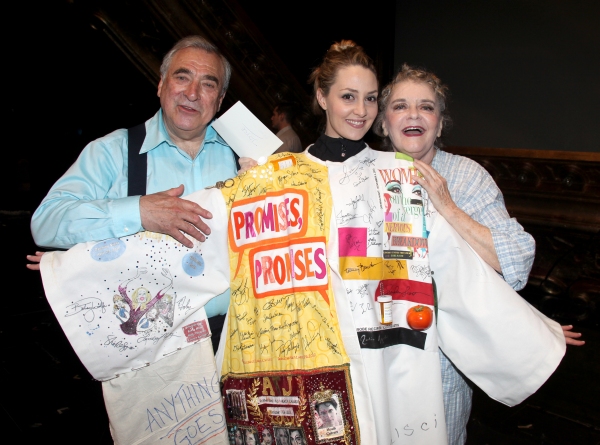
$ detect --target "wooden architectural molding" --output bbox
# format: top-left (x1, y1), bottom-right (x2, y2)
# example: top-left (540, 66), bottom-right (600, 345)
top-left (520, 224), bottom-right (599, 325)
top-left (446, 146), bottom-right (600, 233)
top-left (446, 146), bottom-right (600, 326)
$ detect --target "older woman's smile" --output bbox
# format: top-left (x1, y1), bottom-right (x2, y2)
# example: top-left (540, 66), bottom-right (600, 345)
top-left (402, 126), bottom-right (425, 135)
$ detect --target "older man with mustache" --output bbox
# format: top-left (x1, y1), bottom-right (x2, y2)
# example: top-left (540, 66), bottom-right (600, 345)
top-left (30, 36), bottom-right (238, 348)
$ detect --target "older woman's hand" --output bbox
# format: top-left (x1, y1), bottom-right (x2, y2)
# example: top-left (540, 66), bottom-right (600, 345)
top-left (413, 159), bottom-right (502, 273)
top-left (413, 159), bottom-right (456, 214)
top-left (562, 325), bottom-right (585, 346)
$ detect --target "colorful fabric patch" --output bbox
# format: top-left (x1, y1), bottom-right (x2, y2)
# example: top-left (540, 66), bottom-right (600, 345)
top-left (223, 367), bottom-right (357, 444)
top-left (338, 227), bottom-right (367, 257)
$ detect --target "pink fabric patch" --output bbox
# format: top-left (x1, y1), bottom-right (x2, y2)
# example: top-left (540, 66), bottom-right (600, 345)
top-left (182, 320), bottom-right (210, 343)
top-left (338, 227), bottom-right (367, 257)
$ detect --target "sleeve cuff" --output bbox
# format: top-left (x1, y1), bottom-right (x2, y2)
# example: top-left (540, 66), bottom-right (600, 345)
top-left (205, 289), bottom-right (231, 318)
top-left (489, 227), bottom-right (534, 291)
top-left (110, 195), bottom-right (143, 237)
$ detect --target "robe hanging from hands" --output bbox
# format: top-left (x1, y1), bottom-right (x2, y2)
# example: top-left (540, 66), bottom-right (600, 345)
top-left (215, 151), bottom-right (446, 444)
top-left (304, 148), bottom-right (564, 443)
top-left (308, 148), bottom-right (447, 444)
top-left (215, 153), bottom-right (375, 445)
top-left (39, 150), bottom-right (565, 445)
top-left (39, 189), bottom-right (233, 445)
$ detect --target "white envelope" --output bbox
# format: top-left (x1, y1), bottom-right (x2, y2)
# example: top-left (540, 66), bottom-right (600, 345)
top-left (212, 101), bottom-right (282, 160)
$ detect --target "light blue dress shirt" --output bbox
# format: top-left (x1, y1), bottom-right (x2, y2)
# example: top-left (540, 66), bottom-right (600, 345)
top-left (31, 109), bottom-right (238, 316)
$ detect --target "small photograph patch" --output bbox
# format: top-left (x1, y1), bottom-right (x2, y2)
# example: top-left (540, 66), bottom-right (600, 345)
top-left (229, 424), bottom-right (260, 445)
top-left (311, 392), bottom-right (345, 442)
top-left (226, 389), bottom-right (249, 421)
top-left (222, 368), bottom-right (358, 444)
top-left (182, 320), bottom-right (209, 343)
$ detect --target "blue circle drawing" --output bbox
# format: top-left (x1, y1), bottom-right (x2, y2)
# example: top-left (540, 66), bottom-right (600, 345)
top-left (90, 238), bottom-right (126, 262)
top-left (182, 252), bottom-right (205, 276)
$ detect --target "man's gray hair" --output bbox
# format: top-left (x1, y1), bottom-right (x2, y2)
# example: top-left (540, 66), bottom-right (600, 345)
top-left (160, 35), bottom-right (232, 95)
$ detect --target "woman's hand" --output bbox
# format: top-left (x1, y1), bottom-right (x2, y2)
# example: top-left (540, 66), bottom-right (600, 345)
top-left (413, 159), bottom-right (456, 215)
top-left (26, 251), bottom-right (45, 271)
top-left (238, 157), bottom-right (258, 175)
top-left (413, 159), bottom-right (502, 272)
top-left (562, 325), bottom-right (585, 346)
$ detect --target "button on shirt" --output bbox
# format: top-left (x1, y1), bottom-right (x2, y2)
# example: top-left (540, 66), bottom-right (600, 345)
top-left (31, 109), bottom-right (238, 316)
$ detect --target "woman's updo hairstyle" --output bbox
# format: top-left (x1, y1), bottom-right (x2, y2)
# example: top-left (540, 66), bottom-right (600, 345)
top-left (374, 64), bottom-right (452, 148)
top-left (308, 40), bottom-right (377, 117)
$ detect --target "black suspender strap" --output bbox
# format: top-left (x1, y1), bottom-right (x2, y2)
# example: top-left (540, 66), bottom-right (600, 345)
top-left (127, 123), bottom-right (147, 197)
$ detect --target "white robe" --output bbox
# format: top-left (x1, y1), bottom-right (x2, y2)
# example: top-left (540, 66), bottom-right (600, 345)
top-left (40, 150), bottom-right (565, 445)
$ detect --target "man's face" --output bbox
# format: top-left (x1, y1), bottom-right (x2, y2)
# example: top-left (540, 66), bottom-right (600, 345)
top-left (271, 107), bottom-right (284, 131)
top-left (318, 402), bottom-right (338, 428)
top-left (157, 47), bottom-right (225, 144)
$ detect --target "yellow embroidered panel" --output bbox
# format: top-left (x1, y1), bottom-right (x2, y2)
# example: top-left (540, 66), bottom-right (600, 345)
top-left (220, 153), bottom-right (349, 374)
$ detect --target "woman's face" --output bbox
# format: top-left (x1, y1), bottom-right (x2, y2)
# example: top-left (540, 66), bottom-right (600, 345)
top-left (317, 65), bottom-right (378, 141)
top-left (245, 430), bottom-right (257, 445)
top-left (262, 429), bottom-right (273, 445)
top-left (382, 80), bottom-right (443, 164)
top-left (137, 289), bottom-right (148, 303)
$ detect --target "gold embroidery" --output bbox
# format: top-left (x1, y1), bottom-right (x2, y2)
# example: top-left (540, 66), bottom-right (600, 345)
top-left (246, 377), bottom-right (264, 422)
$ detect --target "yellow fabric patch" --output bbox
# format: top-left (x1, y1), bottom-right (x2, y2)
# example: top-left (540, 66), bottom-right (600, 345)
top-left (220, 153), bottom-right (349, 374)
top-left (339, 257), bottom-right (409, 280)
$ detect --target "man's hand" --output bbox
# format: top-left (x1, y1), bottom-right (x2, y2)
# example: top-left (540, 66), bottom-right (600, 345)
top-left (140, 184), bottom-right (212, 248)
top-left (238, 157), bottom-right (258, 174)
top-left (26, 251), bottom-right (45, 271)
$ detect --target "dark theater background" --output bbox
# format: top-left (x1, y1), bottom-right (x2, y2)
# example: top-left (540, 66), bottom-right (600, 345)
top-left (2, 1), bottom-right (598, 444)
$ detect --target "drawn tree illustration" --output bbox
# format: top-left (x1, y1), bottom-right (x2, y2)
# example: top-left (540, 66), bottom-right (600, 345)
top-left (117, 268), bottom-right (173, 335)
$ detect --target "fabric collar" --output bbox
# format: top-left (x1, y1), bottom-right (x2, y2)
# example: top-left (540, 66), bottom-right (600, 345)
top-left (276, 125), bottom-right (293, 137)
top-left (307, 134), bottom-right (366, 162)
top-left (139, 109), bottom-right (228, 155)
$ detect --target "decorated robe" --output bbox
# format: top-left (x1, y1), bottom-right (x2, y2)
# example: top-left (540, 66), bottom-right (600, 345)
top-left (39, 150), bottom-right (565, 445)
top-left (307, 149), bottom-right (447, 444)
top-left (40, 189), bottom-right (233, 444)
top-left (214, 152), bottom-right (447, 444)
top-left (215, 153), bottom-right (378, 445)
top-left (305, 147), bottom-right (564, 443)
